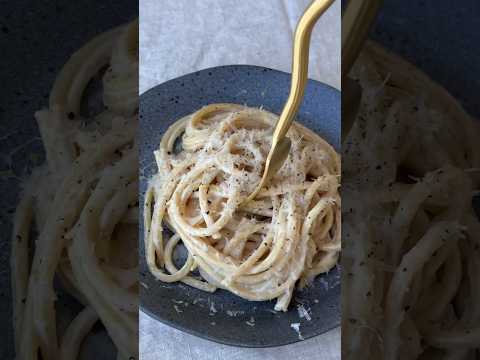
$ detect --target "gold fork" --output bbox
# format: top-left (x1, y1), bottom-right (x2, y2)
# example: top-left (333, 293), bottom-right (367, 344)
top-left (246, 0), bottom-right (335, 202)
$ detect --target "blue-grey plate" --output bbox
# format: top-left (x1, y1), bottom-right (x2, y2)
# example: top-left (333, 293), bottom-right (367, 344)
top-left (139, 65), bottom-right (340, 347)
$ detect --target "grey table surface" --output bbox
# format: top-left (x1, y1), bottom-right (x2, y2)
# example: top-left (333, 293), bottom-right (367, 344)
top-left (139, 0), bottom-right (341, 359)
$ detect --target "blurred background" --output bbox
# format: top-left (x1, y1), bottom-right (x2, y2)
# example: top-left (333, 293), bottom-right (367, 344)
top-left (370, 0), bottom-right (480, 117)
top-left (0, 2), bottom-right (136, 359)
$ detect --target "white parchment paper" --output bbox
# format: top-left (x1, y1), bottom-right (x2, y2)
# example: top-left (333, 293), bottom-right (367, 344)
top-left (140, 1), bottom-right (341, 359)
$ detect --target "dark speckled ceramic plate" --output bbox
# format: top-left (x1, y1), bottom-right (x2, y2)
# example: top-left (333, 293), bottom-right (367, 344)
top-left (139, 65), bottom-right (340, 347)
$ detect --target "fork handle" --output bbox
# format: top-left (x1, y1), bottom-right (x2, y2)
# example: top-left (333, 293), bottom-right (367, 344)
top-left (272, 0), bottom-right (335, 143)
top-left (342, 0), bottom-right (383, 77)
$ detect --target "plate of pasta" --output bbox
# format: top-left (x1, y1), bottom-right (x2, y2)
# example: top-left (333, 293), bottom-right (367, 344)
top-left (139, 65), bottom-right (341, 347)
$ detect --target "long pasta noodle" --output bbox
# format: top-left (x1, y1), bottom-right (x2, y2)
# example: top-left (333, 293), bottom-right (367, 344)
top-left (144, 103), bottom-right (340, 311)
